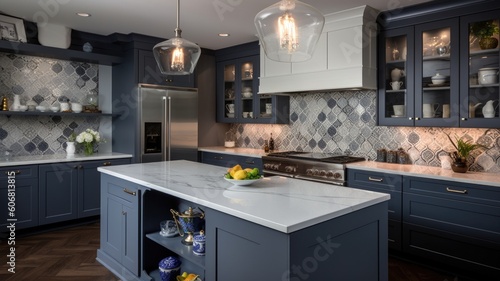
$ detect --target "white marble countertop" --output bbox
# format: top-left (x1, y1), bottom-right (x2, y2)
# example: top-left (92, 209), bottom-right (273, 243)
top-left (0, 152), bottom-right (133, 167)
top-left (347, 161), bottom-right (500, 187)
top-left (198, 146), bottom-right (270, 157)
top-left (98, 160), bottom-right (390, 233)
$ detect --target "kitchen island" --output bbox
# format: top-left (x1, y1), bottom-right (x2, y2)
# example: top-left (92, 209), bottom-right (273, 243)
top-left (97, 160), bottom-right (390, 281)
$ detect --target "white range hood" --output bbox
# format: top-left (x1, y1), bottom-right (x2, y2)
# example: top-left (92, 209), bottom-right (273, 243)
top-left (258, 5), bottom-right (379, 94)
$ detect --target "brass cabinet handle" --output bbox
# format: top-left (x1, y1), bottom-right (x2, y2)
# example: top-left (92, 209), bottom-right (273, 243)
top-left (408, 117), bottom-right (413, 120)
top-left (446, 187), bottom-right (467, 194)
top-left (123, 188), bottom-right (137, 196)
top-left (368, 177), bottom-right (383, 182)
top-left (245, 160), bottom-right (255, 164)
top-left (415, 117), bottom-right (420, 120)
top-left (74, 165), bottom-right (83, 169)
top-left (5, 170), bottom-right (21, 175)
top-left (103, 162), bottom-right (112, 166)
top-left (213, 156), bottom-right (223, 160)
top-left (461, 118), bottom-right (467, 121)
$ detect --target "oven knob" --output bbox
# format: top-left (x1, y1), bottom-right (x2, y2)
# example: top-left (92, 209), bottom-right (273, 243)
top-left (272, 164), bottom-right (281, 170)
top-left (313, 169), bottom-right (320, 176)
top-left (285, 166), bottom-right (296, 173)
top-left (264, 163), bottom-right (270, 169)
top-left (306, 169), bottom-right (313, 175)
top-left (319, 170), bottom-right (326, 177)
top-left (333, 172), bottom-right (342, 179)
top-left (326, 171), bottom-right (334, 177)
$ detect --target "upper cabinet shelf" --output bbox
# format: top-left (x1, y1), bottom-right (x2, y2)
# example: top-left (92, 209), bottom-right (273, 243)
top-left (0, 40), bottom-right (122, 65)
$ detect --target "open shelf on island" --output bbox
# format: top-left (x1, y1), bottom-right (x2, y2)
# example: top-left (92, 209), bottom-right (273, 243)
top-left (145, 232), bottom-right (205, 269)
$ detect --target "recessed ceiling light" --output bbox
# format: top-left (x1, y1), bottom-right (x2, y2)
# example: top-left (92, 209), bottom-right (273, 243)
top-left (218, 33), bottom-right (230, 37)
top-left (76, 12), bottom-right (91, 17)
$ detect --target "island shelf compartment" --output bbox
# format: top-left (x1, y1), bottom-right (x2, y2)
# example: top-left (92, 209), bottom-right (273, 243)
top-left (141, 189), bottom-right (205, 281)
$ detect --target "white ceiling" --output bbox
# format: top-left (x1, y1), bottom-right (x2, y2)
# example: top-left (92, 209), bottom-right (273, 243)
top-left (0, 0), bottom-right (433, 50)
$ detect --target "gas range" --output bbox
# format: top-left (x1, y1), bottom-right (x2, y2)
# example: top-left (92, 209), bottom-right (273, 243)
top-left (262, 151), bottom-right (366, 186)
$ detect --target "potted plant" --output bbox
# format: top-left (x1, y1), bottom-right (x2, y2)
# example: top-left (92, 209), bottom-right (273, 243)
top-left (446, 134), bottom-right (487, 173)
top-left (470, 20), bottom-right (499, 49)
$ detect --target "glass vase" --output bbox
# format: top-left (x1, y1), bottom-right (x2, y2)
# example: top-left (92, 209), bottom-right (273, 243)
top-left (84, 142), bottom-right (94, 156)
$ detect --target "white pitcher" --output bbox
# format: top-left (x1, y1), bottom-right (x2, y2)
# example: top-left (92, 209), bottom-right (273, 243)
top-left (391, 68), bottom-right (405, 81)
top-left (482, 100), bottom-right (498, 118)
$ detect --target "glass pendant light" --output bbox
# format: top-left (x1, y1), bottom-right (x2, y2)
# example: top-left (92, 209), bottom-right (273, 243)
top-left (153, 0), bottom-right (201, 75)
top-left (254, 0), bottom-right (325, 63)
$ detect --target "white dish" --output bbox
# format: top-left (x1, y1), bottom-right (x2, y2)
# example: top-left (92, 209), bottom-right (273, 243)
top-left (391, 115), bottom-right (404, 117)
top-left (50, 106), bottom-right (60, 112)
top-left (224, 177), bottom-right (262, 186)
top-left (36, 106), bottom-right (47, 112)
top-left (227, 113), bottom-right (234, 118)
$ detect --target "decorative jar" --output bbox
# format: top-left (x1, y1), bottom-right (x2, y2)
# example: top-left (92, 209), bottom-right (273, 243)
top-left (66, 142), bottom-right (75, 155)
top-left (158, 256), bottom-right (181, 281)
top-left (192, 230), bottom-right (206, 256)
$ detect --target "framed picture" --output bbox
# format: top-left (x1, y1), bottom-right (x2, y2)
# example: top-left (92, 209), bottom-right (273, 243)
top-left (0, 15), bottom-right (27, 43)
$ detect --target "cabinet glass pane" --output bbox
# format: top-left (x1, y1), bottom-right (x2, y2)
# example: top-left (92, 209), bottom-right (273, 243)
top-left (385, 35), bottom-right (408, 118)
top-left (421, 27), bottom-right (451, 119)
top-left (467, 19), bottom-right (499, 119)
top-left (224, 65), bottom-right (236, 119)
top-left (240, 61), bottom-right (254, 119)
top-left (259, 95), bottom-right (272, 118)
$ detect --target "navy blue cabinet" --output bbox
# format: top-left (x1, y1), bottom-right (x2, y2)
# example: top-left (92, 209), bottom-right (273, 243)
top-left (347, 169), bottom-right (403, 250)
top-left (39, 163), bottom-right (79, 225)
top-left (0, 166), bottom-right (39, 230)
top-left (378, 0), bottom-right (500, 128)
top-left (97, 174), bottom-right (141, 280)
top-left (402, 176), bottom-right (500, 278)
top-left (200, 151), bottom-right (262, 171)
top-left (39, 158), bottom-right (132, 225)
top-left (216, 42), bottom-right (289, 124)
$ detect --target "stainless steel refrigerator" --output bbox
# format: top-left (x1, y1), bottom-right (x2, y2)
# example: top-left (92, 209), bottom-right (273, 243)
top-left (138, 84), bottom-right (198, 163)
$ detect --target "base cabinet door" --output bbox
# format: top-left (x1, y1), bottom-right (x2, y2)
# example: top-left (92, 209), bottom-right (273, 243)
top-left (0, 166), bottom-right (39, 229)
top-left (39, 163), bottom-right (78, 225)
top-left (99, 174), bottom-right (140, 278)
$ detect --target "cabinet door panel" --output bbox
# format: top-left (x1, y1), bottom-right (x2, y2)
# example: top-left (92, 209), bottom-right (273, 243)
top-left (0, 178), bottom-right (38, 229)
top-left (122, 203), bottom-right (139, 275)
top-left (103, 195), bottom-right (124, 262)
top-left (39, 164), bottom-right (78, 225)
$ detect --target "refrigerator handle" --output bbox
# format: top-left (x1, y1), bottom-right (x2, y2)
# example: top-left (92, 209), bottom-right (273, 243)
top-left (163, 96), bottom-right (167, 162)
top-left (167, 96), bottom-right (172, 161)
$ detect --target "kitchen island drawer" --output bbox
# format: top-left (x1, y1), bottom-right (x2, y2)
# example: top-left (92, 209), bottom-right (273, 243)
top-left (0, 165), bottom-right (38, 180)
top-left (200, 151), bottom-right (262, 170)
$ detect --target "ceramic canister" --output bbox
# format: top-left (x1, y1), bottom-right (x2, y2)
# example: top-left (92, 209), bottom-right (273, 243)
top-left (158, 256), bottom-right (181, 281)
top-left (192, 230), bottom-right (206, 256)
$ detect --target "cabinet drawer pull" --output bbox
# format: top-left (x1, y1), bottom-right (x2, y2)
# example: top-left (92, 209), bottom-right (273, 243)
top-left (5, 170), bottom-right (21, 175)
top-left (103, 162), bottom-right (112, 166)
top-left (245, 160), bottom-right (255, 164)
top-left (123, 188), bottom-right (137, 196)
top-left (446, 187), bottom-right (467, 194)
top-left (213, 156), bottom-right (223, 160)
top-left (368, 177), bottom-right (383, 182)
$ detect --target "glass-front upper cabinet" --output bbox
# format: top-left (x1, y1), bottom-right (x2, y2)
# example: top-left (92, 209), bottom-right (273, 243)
top-left (223, 64), bottom-right (236, 120)
top-left (460, 11), bottom-right (499, 128)
top-left (414, 18), bottom-right (459, 127)
top-left (378, 27), bottom-right (414, 126)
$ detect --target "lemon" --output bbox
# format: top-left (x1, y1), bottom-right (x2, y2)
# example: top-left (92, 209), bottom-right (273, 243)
top-left (229, 164), bottom-right (242, 178)
top-left (233, 169), bottom-right (247, 180)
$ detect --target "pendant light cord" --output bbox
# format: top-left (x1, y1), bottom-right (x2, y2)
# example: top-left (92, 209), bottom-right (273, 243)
top-left (174, 0), bottom-right (182, 38)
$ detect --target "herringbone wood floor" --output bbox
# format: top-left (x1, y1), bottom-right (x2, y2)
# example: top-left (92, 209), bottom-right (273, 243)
top-left (0, 222), bottom-right (460, 281)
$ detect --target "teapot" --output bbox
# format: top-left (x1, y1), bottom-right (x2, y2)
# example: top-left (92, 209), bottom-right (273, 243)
top-left (468, 102), bottom-right (482, 118)
top-left (170, 207), bottom-right (205, 245)
top-left (391, 68), bottom-right (405, 81)
top-left (482, 100), bottom-right (498, 118)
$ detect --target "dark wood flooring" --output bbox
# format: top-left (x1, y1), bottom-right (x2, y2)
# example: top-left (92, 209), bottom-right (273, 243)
top-left (0, 222), bottom-right (465, 280)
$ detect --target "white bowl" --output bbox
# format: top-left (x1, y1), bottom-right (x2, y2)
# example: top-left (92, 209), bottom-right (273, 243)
top-left (18, 105), bottom-right (27, 111)
top-left (242, 91), bottom-right (253, 98)
top-left (224, 177), bottom-right (262, 186)
top-left (431, 73), bottom-right (447, 85)
top-left (227, 113), bottom-right (234, 118)
top-left (50, 106), bottom-right (60, 112)
top-left (36, 105), bottom-right (47, 112)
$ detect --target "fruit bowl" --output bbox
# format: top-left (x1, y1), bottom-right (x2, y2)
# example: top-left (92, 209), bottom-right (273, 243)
top-left (224, 177), bottom-right (262, 186)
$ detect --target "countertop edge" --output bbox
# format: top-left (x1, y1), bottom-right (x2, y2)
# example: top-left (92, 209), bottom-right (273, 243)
top-left (198, 146), bottom-right (267, 158)
top-left (0, 152), bottom-right (133, 167)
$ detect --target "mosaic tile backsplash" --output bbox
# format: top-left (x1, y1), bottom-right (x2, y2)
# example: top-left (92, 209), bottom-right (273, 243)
top-left (0, 53), bottom-right (100, 156)
top-left (233, 91), bottom-right (500, 173)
